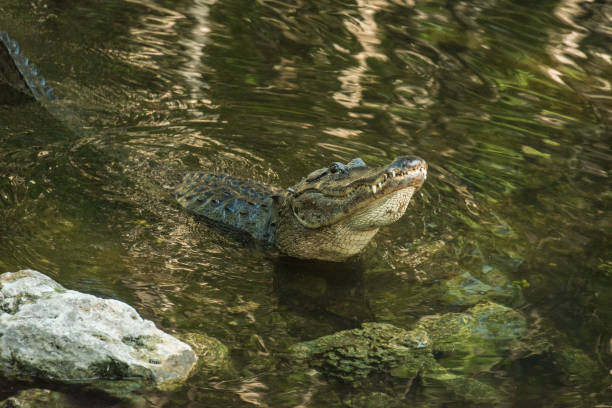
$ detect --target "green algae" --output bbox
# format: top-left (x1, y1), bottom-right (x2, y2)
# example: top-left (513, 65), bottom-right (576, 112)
top-left (290, 323), bottom-right (434, 384)
top-left (179, 333), bottom-right (230, 374)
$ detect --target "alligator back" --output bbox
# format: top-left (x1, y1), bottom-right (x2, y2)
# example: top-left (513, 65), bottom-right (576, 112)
top-left (174, 173), bottom-right (285, 244)
top-left (0, 31), bottom-right (56, 102)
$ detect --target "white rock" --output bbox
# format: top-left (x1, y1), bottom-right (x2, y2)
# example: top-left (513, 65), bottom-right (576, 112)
top-left (0, 269), bottom-right (197, 385)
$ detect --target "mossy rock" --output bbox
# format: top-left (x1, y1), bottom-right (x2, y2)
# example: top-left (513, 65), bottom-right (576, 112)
top-left (180, 332), bottom-right (230, 373)
top-left (442, 271), bottom-right (515, 306)
top-left (422, 367), bottom-right (504, 405)
top-left (290, 323), bottom-right (434, 383)
top-left (289, 302), bottom-right (547, 405)
top-left (416, 301), bottom-right (531, 374)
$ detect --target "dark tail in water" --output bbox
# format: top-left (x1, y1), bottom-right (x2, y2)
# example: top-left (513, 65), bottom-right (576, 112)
top-left (0, 31), bottom-right (56, 103)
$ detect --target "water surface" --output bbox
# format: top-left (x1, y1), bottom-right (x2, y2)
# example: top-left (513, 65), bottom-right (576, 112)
top-left (0, 0), bottom-right (610, 406)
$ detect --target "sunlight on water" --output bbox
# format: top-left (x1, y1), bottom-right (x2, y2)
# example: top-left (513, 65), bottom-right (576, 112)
top-left (0, 0), bottom-right (610, 406)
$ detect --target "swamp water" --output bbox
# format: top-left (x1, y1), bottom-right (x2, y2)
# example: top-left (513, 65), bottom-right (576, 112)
top-left (0, 0), bottom-right (610, 406)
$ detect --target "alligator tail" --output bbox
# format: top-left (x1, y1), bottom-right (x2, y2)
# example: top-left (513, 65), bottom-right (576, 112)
top-left (0, 31), bottom-right (56, 102)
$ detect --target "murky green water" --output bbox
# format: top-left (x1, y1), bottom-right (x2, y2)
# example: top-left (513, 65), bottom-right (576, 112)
top-left (0, 0), bottom-right (610, 406)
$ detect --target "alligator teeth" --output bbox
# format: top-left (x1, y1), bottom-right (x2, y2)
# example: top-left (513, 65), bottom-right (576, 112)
top-left (372, 185), bottom-right (377, 194)
top-left (378, 182), bottom-right (383, 189)
top-left (391, 170), bottom-right (396, 177)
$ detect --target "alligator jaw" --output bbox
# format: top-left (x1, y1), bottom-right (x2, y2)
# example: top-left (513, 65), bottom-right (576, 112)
top-left (346, 157), bottom-right (427, 230)
top-left (369, 158), bottom-right (427, 197)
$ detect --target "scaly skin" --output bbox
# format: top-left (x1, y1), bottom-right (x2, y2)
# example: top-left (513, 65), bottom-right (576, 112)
top-left (174, 173), bottom-right (285, 244)
top-left (175, 157), bottom-right (427, 261)
top-left (0, 31), bottom-right (427, 261)
top-left (0, 31), bottom-right (56, 102)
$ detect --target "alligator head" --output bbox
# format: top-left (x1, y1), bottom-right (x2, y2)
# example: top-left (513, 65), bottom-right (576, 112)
top-left (277, 156), bottom-right (427, 261)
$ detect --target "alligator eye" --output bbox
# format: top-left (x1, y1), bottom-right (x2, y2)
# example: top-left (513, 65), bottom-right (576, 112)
top-left (329, 162), bottom-right (349, 175)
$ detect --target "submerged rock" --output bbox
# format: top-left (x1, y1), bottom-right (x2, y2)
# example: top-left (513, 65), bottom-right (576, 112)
top-left (441, 271), bottom-right (516, 306)
top-left (180, 332), bottom-right (230, 373)
top-left (0, 389), bottom-right (73, 408)
top-left (290, 301), bottom-right (544, 405)
top-left (554, 342), bottom-right (602, 385)
top-left (416, 301), bottom-right (534, 374)
top-left (342, 392), bottom-right (403, 408)
top-left (290, 323), bottom-right (434, 383)
top-left (0, 270), bottom-right (197, 386)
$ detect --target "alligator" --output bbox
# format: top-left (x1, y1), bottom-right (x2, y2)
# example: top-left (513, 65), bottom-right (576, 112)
top-left (174, 157), bottom-right (426, 261)
top-left (1, 31), bottom-right (427, 262)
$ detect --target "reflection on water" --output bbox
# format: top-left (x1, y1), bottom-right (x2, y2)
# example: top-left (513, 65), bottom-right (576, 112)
top-left (333, 0), bottom-right (389, 109)
top-left (0, 0), bottom-right (610, 406)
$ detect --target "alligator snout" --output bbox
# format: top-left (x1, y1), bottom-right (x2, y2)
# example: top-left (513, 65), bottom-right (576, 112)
top-left (382, 156), bottom-right (427, 190)
top-left (388, 156), bottom-right (427, 172)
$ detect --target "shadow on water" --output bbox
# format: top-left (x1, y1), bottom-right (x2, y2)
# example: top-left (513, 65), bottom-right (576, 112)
top-left (0, 83), bottom-right (33, 105)
top-left (0, 378), bottom-right (122, 407)
top-left (273, 257), bottom-right (375, 334)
